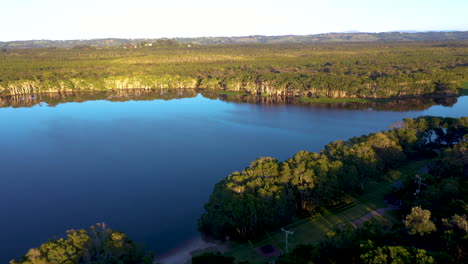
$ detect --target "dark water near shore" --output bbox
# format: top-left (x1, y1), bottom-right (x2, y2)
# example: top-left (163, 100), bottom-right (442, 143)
top-left (0, 92), bottom-right (467, 262)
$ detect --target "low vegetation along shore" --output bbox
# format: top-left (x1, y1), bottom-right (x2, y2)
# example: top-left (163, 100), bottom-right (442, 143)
top-left (1, 41), bottom-right (466, 99)
top-left (11, 116), bottom-right (468, 264)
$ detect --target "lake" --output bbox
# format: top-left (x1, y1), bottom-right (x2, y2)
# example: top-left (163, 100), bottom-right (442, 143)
top-left (1, 91), bottom-right (467, 262)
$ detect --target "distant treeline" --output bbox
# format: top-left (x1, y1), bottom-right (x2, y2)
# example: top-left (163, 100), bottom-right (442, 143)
top-left (0, 41), bottom-right (467, 99)
top-left (1, 31), bottom-right (468, 49)
top-left (198, 116), bottom-right (468, 240)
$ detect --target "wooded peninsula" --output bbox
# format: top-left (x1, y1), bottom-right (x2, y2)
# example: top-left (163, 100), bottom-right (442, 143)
top-left (1, 41), bottom-right (467, 101)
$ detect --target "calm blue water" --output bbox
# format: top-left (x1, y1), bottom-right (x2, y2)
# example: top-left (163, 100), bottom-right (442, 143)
top-left (1, 94), bottom-right (467, 262)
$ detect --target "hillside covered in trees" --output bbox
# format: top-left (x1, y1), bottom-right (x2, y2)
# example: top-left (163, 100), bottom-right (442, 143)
top-left (0, 41), bottom-right (466, 99)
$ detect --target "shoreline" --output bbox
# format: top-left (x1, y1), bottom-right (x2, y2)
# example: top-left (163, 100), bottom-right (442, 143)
top-left (156, 235), bottom-right (228, 264)
top-left (0, 89), bottom-right (461, 112)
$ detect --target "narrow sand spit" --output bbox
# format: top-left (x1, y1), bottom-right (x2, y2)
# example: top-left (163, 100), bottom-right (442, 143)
top-left (156, 236), bottom-right (227, 264)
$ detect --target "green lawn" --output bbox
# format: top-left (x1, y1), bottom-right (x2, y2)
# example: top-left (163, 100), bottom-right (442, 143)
top-left (223, 160), bottom-right (430, 263)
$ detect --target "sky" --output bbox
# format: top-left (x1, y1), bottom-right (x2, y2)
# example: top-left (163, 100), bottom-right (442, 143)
top-left (1, 0), bottom-right (467, 41)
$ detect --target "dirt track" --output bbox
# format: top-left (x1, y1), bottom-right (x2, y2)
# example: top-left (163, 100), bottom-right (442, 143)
top-left (352, 205), bottom-right (398, 226)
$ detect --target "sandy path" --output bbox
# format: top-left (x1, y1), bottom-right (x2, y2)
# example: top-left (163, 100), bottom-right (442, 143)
top-left (352, 206), bottom-right (397, 226)
top-left (155, 236), bottom-right (227, 264)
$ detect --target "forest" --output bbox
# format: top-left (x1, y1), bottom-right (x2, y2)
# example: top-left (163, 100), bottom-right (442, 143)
top-left (11, 116), bottom-right (467, 264)
top-left (0, 41), bottom-right (467, 100)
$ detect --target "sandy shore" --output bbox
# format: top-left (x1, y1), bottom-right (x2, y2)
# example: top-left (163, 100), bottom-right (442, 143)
top-left (156, 236), bottom-right (227, 264)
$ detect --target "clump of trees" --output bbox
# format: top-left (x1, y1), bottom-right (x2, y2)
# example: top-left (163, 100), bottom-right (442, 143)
top-left (404, 206), bottom-right (437, 236)
top-left (198, 116), bottom-right (468, 241)
top-left (10, 223), bottom-right (153, 264)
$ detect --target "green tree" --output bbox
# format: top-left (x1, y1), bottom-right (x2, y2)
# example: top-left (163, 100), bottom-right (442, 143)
top-left (281, 151), bottom-right (318, 212)
top-left (404, 206), bottom-right (437, 236)
top-left (441, 214), bottom-right (468, 262)
top-left (10, 223), bottom-right (152, 264)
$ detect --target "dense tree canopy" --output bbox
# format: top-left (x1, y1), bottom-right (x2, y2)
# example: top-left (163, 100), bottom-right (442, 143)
top-left (0, 42), bottom-right (466, 98)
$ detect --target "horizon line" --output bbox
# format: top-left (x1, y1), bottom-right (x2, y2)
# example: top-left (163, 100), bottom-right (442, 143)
top-left (1, 30), bottom-right (467, 43)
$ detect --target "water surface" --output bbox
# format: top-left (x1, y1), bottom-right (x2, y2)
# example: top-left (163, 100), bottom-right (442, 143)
top-left (1, 93), bottom-right (467, 262)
